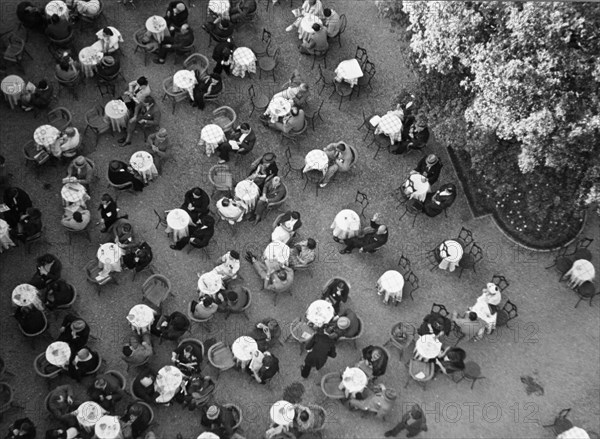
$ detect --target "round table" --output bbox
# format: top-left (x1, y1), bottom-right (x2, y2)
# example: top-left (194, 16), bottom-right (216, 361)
top-left (438, 240), bottom-right (464, 272)
top-left (303, 149), bottom-right (329, 174)
top-left (145, 16), bottom-right (169, 43)
top-left (46, 341), bottom-right (71, 367)
top-left (45, 0), bottom-right (69, 19)
top-left (375, 113), bottom-right (403, 143)
top-left (61, 182), bottom-right (89, 208)
top-left (270, 400), bottom-right (295, 427)
top-left (231, 336), bottom-right (258, 368)
top-left (403, 173), bottom-right (431, 202)
top-left (104, 100), bottom-right (129, 132)
top-left (306, 299), bottom-right (335, 327)
top-left (197, 271), bottom-right (224, 296)
top-left (334, 59), bottom-right (364, 87)
top-left (127, 304), bottom-right (156, 334)
top-left (557, 427), bottom-right (591, 439)
top-left (340, 367), bottom-right (368, 397)
top-left (235, 180), bottom-right (260, 212)
top-left (263, 241), bottom-right (291, 265)
top-left (166, 208), bottom-right (192, 242)
top-left (200, 124), bottom-right (226, 157)
top-left (330, 209), bottom-right (361, 240)
top-left (414, 334), bottom-right (442, 361)
top-left (208, 0), bottom-right (230, 16)
top-left (12, 284), bottom-right (43, 310)
top-left (97, 243), bottom-right (123, 277)
top-left (76, 401), bottom-right (106, 431)
top-left (130, 151), bottom-right (158, 183)
top-left (79, 47), bottom-right (104, 78)
top-left (173, 69), bottom-right (197, 100)
top-left (266, 96), bottom-right (292, 123)
top-left (566, 259), bottom-right (596, 288)
top-left (1, 75), bottom-right (25, 109)
top-left (469, 300), bottom-right (497, 331)
top-left (298, 14), bottom-right (322, 41)
top-left (0, 219), bottom-right (15, 253)
top-left (34, 125), bottom-right (60, 148)
top-left (154, 365), bottom-right (183, 403)
top-left (231, 47), bottom-right (257, 78)
top-left (377, 270), bottom-right (405, 304)
top-left (95, 415), bottom-right (123, 439)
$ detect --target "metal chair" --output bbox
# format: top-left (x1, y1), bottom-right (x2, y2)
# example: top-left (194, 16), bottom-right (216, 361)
top-left (162, 76), bottom-right (189, 114)
top-left (431, 302), bottom-right (450, 318)
top-left (456, 361), bottom-right (486, 390)
top-left (384, 322), bottom-right (415, 360)
top-left (142, 274), bottom-right (173, 311)
top-left (399, 198), bottom-right (423, 228)
top-left (329, 80), bottom-right (353, 110)
top-left (248, 84), bottom-right (269, 117)
top-left (84, 259), bottom-right (118, 295)
top-left (23, 140), bottom-right (49, 172)
top-left (315, 63), bottom-right (336, 94)
top-left (0, 383), bottom-right (24, 419)
top-left (153, 209), bottom-right (167, 229)
top-left (569, 237), bottom-right (594, 261)
top-left (18, 311), bottom-right (49, 348)
top-left (84, 105), bottom-right (112, 147)
top-left (54, 283), bottom-right (78, 310)
top-left (173, 43), bottom-right (196, 64)
top-left (258, 46), bottom-right (280, 81)
top-left (346, 189), bottom-right (368, 219)
top-left (355, 45), bottom-right (368, 67)
top-left (249, 28), bottom-right (272, 57)
top-left (96, 71), bottom-right (121, 97)
top-left (491, 274), bottom-right (509, 292)
top-left (47, 107), bottom-right (73, 131)
top-left (4, 33), bottom-right (32, 72)
top-left (33, 352), bottom-right (62, 383)
top-left (104, 369), bottom-right (127, 391)
top-left (311, 47), bottom-right (328, 70)
top-left (206, 341), bottom-right (235, 378)
top-left (406, 358), bottom-right (434, 390)
top-left (402, 271), bottom-right (419, 302)
top-left (496, 300), bottom-right (518, 328)
top-left (329, 13), bottom-right (347, 47)
top-left (357, 109), bottom-right (378, 141)
top-left (574, 281), bottom-right (597, 308)
top-left (304, 99), bottom-right (325, 131)
top-left (367, 133), bottom-right (389, 159)
top-left (355, 60), bottom-right (375, 97)
top-left (543, 409), bottom-right (573, 436)
top-left (183, 53), bottom-right (210, 77)
top-left (223, 403), bottom-right (243, 432)
top-left (211, 106), bottom-right (237, 133)
top-left (397, 254), bottom-right (411, 276)
top-left (303, 169), bottom-right (322, 197)
top-left (283, 147), bottom-right (305, 179)
top-left (285, 318), bottom-right (313, 355)
top-left (456, 226), bottom-right (474, 249)
top-left (458, 243), bottom-right (484, 278)
top-left (64, 225), bottom-right (91, 245)
top-left (281, 122), bottom-right (309, 147)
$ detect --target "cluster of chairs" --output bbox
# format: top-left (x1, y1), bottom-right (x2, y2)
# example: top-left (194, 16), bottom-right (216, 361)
top-left (425, 227), bottom-right (483, 278)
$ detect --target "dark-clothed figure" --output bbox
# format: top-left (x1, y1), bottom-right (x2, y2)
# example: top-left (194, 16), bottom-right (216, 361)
top-left (165, 1), bottom-right (189, 29)
top-left (182, 187), bottom-right (210, 219)
top-left (170, 215), bottom-right (215, 251)
top-left (121, 403), bottom-right (152, 439)
top-left (215, 123), bottom-right (256, 162)
top-left (5, 418), bottom-right (36, 439)
top-left (108, 160), bottom-right (144, 192)
top-left (87, 374), bottom-right (124, 412)
top-left (155, 24), bottom-right (194, 63)
top-left (413, 154), bottom-right (443, 185)
top-left (321, 278), bottom-right (349, 313)
top-left (44, 279), bottom-right (75, 310)
top-left (384, 404), bottom-right (428, 437)
top-left (122, 242), bottom-right (153, 272)
top-left (30, 253), bottom-right (62, 289)
top-left (200, 405), bottom-right (236, 438)
top-left (423, 183), bottom-right (457, 217)
top-left (340, 213), bottom-right (388, 254)
top-left (17, 2), bottom-right (45, 31)
top-left (47, 384), bottom-right (77, 426)
top-left (14, 306), bottom-right (46, 334)
top-left (3, 187), bottom-right (32, 228)
top-left (192, 72), bottom-right (223, 110)
top-left (151, 312), bottom-right (190, 340)
top-left (361, 345), bottom-right (388, 378)
top-left (98, 194), bottom-right (119, 232)
top-left (46, 14), bottom-right (71, 40)
top-left (300, 333), bottom-right (336, 378)
top-left (67, 347), bottom-right (100, 382)
top-left (57, 314), bottom-right (90, 351)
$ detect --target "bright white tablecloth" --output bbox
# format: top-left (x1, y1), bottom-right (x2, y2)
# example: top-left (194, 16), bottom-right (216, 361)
top-left (330, 209), bottom-right (361, 240)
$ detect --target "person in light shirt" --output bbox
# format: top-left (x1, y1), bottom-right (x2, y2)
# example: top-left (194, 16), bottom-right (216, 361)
top-left (94, 26), bottom-right (123, 54)
top-left (323, 8), bottom-right (341, 37)
top-left (52, 127), bottom-right (80, 159)
top-left (215, 197), bottom-right (245, 224)
top-left (285, 0), bottom-right (324, 30)
top-left (75, 0), bottom-right (101, 18)
top-left (212, 250), bottom-right (241, 281)
top-left (66, 156), bottom-right (94, 189)
top-left (61, 207), bottom-right (90, 232)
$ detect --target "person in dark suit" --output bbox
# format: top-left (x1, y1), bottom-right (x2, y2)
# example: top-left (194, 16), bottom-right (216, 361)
top-left (5, 418), bottom-right (36, 439)
top-left (43, 279), bottom-right (75, 309)
top-left (122, 242), bottom-right (153, 272)
top-left (384, 404), bottom-right (428, 437)
top-left (361, 345), bottom-right (388, 378)
top-left (392, 113), bottom-right (430, 154)
top-left (154, 23), bottom-right (194, 64)
top-left (412, 154), bottom-right (443, 185)
top-left (131, 371), bottom-right (159, 403)
top-left (14, 207), bottom-right (42, 243)
top-left (249, 351), bottom-right (279, 384)
top-left (171, 341), bottom-right (203, 374)
top-left (182, 187), bottom-right (210, 219)
top-left (192, 72), bottom-right (223, 110)
top-left (121, 402), bottom-right (152, 439)
top-left (3, 186), bottom-right (32, 228)
top-left (87, 374), bottom-right (125, 413)
top-left (201, 404), bottom-right (236, 438)
top-left (211, 38), bottom-right (235, 71)
top-left (98, 194), bottom-right (120, 232)
top-left (96, 55), bottom-right (121, 81)
top-left (165, 1), bottom-right (189, 29)
top-left (340, 213), bottom-right (388, 254)
top-left (229, 0), bottom-right (257, 23)
top-left (321, 278), bottom-right (349, 313)
top-left (171, 214), bottom-right (215, 251)
top-left (326, 309), bottom-right (360, 339)
top-left (215, 123), bottom-right (256, 163)
top-left (248, 152), bottom-right (278, 191)
top-left (57, 314), bottom-right (90, 351)
top-left (14, 306), bottom-right (46, 334)
top-left (108, 160), bottom-right (144, 192)
top-left (30, 253), bottom-right (62, 289)
top-left (46, 384), bottom-right (78, 426)
top-left (45, 14), bottom-right (71, 40)
top-left (433, 347), bottom-right (466, 376)
top-left (21, 80), bottom-right (54, 112)
top-left (423, 183), bottom-right (457, 217)
top-left (17, 2), bottom-right (45, 31)
top-left (67, 347), bottom-right (100, 382)
top-left (300, 332), bottom-right (337, 378)
top-left (151, 312), bottom-right (190, 340)
top-left (203, 19), bottom-right (234, 43)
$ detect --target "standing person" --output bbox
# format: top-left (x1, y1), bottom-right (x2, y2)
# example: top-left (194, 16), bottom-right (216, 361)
top-left (98, 193), bottom-right (120, 232)
top-left (212, 46), bottom-right (233, 76)
top-left (3, 186), bottom-right (32, 228)
top-left (146, 128), bottom-right (169, 174)
top-left (300, 332), bottom-right (336, 378)
top-left (384, 404), bottom-right (428, 437)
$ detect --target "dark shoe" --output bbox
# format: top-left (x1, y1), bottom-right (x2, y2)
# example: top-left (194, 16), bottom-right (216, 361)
top-left (121, 214), bottom-right (129, 220)
top-left (153, 58), bottom-right (165, 64)
top-left (170, 245), bottom-right (180, 250)
top-left (246, 251), bottom-right (255, 259)
top-left (339, 249), bottom-right (351, 254)
top-left (244, 255), bottom-right (253, 264)
top-left (100, 228), bottom-right (107, 233)
top-left (118, 137), bottom-right (127, 143)
top-left (332, 237), bottom-right (340, 243)
top-left (384, 432), bottom-right (395, 438)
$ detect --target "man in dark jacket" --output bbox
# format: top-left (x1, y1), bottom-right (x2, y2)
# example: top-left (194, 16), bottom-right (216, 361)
top-left (121, 402), bottom-right (152, 439)
top-left (384, 404), bottom-right (428, 437)
top-left (192, 72), bottom-right (223, 110)
top-left (16, 2), bottom-right (45, 31)
top-left (201, 404), bottom-right (236, 438)
top-left (57, 314), bottom-right (91, 351)
top-left (21, 80), bottom-right (53, 111)
top-left (67, 347), bottom-right (100, 382)
top-left (5, 418), bottom-right (36, 439)
top-left (3, 187), bottom-right (32, 228)
top-left (87, 374), bottom-right (124, 412)
top-left (203, 19), bottom-right (234, 42)
top-left (252, 351), bottom-right (280, 384)
top-left (340, 213), bottom-right (388, 254)
top-left (97, 55), bottom-right (121, 80)
top-left (182, 187), bottom-right (210, 219)
top-left (45, 14), bottom-right (71, 40)
top-left (151, 312), bottom-right (190, 340)
top-left (170, 214), bottom-right (215, 251)
top-left (423, 183), bottom-right (457, 217)
top-left (229, 0), bottom-right (257, 23)
top-left (14, 306), bottom-right (46, 334)
top-left (108, 160), bottom-right (144, 192)
top-left (47, 384), bottom-right (78, 426)
top-left (122, 242), bottom-right (153, 272)
top-left (154, 23), bottom-right (194, 64)
top-left (131, 371), bottom-right (159, 403)
top-left (165, 1), bottom-right (189, 29)
top-left (30, 253), bottom-right (62, 289)
top-left (300, 333), bottom-right (337, 378)
top-left (215, 123), bottom-right (256, 163)
top-left (412, 154), bottom-right (443, 185)
top-left (44, 279), bottom-right (75, 309)
top-left (326, 309), bottom-right (360, 339)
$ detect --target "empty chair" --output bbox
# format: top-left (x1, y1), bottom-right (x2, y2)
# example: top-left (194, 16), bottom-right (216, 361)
top-left (570, 237), bottom-right (594, 261)
top-left (33, 352), bottom-right (62, 384)
top-left (47, 107), bottom-right (73, 131)
top-left (248, 84), bottom-right (269, 117)
top-left (456, 226), bottom-right (474, 249)
top-left (456, 361), bottom-right (486, 390)
top-left (4, 34), bottom-right (32, 72)
top-left (355, 60), bottom-right (375, 97)
top-left (55, 72), bottom-right (81, 100)
top-left (402, 271), bottom-right (419, 302)
top-left (458, 243), bottom-right (483, 278)
top-left (304, 100), bottom-right (325, 131)
top-left (183, 53), bottom-right (209, 77)
top-left (399, 198), bottom-right (423, 228)
top-left (249, 28), bottom-right (272, 57)
top-left (397, 255), bottom-right (411, 276)
top-left (283, 147), bottom-right (304, 179)
top-left (496, 300), bottom-right (518, 328)
top-left (357, 109), bottom-right (378, 141)
top-left (206, 341), bottom-right (235, 378)
top-left (543, 409), bottom-right (573, 436)
top-left (355, 45), bottom-right (368, 67)
top-left (329, 80), bottom-right (353, 110)
top-left (316, 64), bottom-right (336, 95)
top-left (320, 372), bottom-right (346, 400)
top-left (0, 383), bottom-right (23, 419)
top-left (258, 47), bottom-right (280, 81)
top-left (574, 281), bottom-right (597, 308)
top-left (142, 274), bottom-right (173, 311)
top-left (406, 358), bottom-right (434, 390)
top-left (311, 47), bottom-right (328, 70)
top-left (211, 106), bottom-right (237, 133)
top-left (208, 164), bottom-right (233, 198)
top-left (104, 370), bottom-right (127, 390)
top-left (162, 76), bottom-right (189, 114)
top-left (285, 318), bottom-right (314, 355)
top-left (84, 105), bottom-right (112, 147)
top-left (18, 311), bottom-right (49, 347)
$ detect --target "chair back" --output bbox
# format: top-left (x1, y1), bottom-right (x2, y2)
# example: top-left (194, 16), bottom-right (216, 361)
top-left (457, 226), bottom-right (474, 248)
top-left (177, 337), bottom-right (205, 359)
top-left (339, 314), bottom-right (363, 342)
top-left (403, 271), bottom-right (419, 300)
top-left (33, 352), bottom-right (61, 379)
top-left (163, 76), bottom-right (186, 98)
top-left (0, 383), bottom-right (15, 415)
top-left (271, 47), bottom-right (281, 65)
top-left (282, 120), bottom-right (308, 139)
top-left (397, 255), bottom-right (411, 275)
top-left (84, 353), bottom-right (103, 376)
top-left (431, 303), bottom-right (449, 317)
top-left (267, 182), bottom-right (288, 210)
top-left (362, 60), bottom-right (376, 80)
top-left (501, 299), bottom-right (518, 321)
top-left (106, 167), bottom-right (134, 191)
top-left (142, 274), bottom-right (172, 309)
top-left (389, 322), bottom-right (415, 349)
top-left (320, 372), bottom-right (346, 399)
top-left (105, 370), bottom-right (127, 390)
top-left (207, 341), bottom-right (235, 370)
top-left (355, 45), bottom-right (368, 66)
top-left (184, 53), bottom-right (209, 76)
top-left (491, 274), bottom-right (509, 292)
top-left (55, 283), bottom-right (77, 309)
top-left (223, 403), bottom-right (242, 430)
top-left (186, 303), bottom-right (214, 323)
top-left (212, 106), bottom-right (237, 132)
top-left (208, 164), bottom-right (233, 191)
top-left (19, 311), bottom-right (48, 337)
top-left (135, 401), bottom-right (155, 425)
top-left (338, 14), bottom-right (348, 35)
top-left (575, 237), bottom-right (594, 250)
top-left (48, 107), bottom-right (73, 130)
top-left (248, 84), bottom-right (257, 100)
top-left (262, 28), bottom-right (272, 48)
top-left (48, 30), bottom-right (74, 47)
top-left (306, 404), bottom-right (327, 431)
top-left (469, 243), bottom-right (484, 264)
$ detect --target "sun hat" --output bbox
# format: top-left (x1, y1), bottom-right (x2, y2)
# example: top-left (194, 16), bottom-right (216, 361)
top-left (74, 156), bottom-right (86, 166)
top-left (197, 433), bottom-right (220, 439)
top-left (384, 388), bottom-right (398, 400)
top-left (206, 405), bottom-right (220, 420)
top-left (262, 152), bottom-right (276, 163)
top-left (337, 317), bottom-right (350, 330)
top-left (71, 320), bottom-right (86, 332)
top-left (425, 154), bottom-right (438, 165)
top-left (101, 56), bottom-right (115, 67)
top-left (157, 128), bottom-right (168, 138)
top-left (176, 2), bottom-right (186, 11)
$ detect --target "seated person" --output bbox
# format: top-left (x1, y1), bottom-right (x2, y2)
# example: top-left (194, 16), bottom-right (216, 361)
top-left (119, 96), bottom-right (161, 146)
top-left (215, 197), bottom-right (245, 224)
top-left (272, 210), bottom-right (302, 244)
top-left (451, 311), bottom-right (487, 341)
top-left (5, 418), bottom-right (36, 439)
top-left (53, 127), bottom-right (81, 159)
top-left (61, 206), bottom-right (91, 232)
top-left (229, 0), bottom-right (257, 22)
top-left (267, 106), bottom-right (306, 133)
top-left (16, 2), bottom-right (45, 31)
top-left (46, 14), bottom-right (71, 40)
top-left (121, 402), bottom-right (152, 439)
top-left (248, 152), bottom-right (278, 190)
top-left (151, 311), bottom-right (190, 340)
top-left (251, 318), bottom-right (281, 351)
top-left (44, 427), bottom-right (82, 439)
top-left (21, 80), bottom-right (53, 112)
top-left (190, 295), bottom-right (220, 320)
top-left (252, 176), bottom-right (286, 224)
top-left (320, 141), bottom-right (354, 187)
top-left (46, 384), bottom-right (77, 425)
top-left (286, 0), bottom-right (324, 31)
top-left (108, 160), bottom-right (144, 192)
top-left (67, 347), bottom-right (100, 382)
top-left (417, 313), bottom-right (452, 337)
top-left (113, 219), bottom-right (135, 250)
top-left (122, 242), bottom-right (153, 272)
top-left (175, 375), bottom-right (215, 410)
top-left (57, 314), bottom-right (90, 350)
top-left (131, 370), bottom-right (160, 403)
top-left (66, 156), bottom-right (94, 189)
top-left (325, 309), bottom-right (360, 339)
top-left (323, 8), bottom-right (341, 37)
top-left (3, 186), bottom-right (32, 228)
top-left (30, 253), bottom-right (62, 289)
top-left (171, 214), bottom-right (215, 251)
top-left (43, 279), bottom-right (75, 310)
top-left (75, 0), bottom-right (101, 18)
top-left (121, 76), bottom-right (151, 113)
top-left (182, 187), bottom-right (210, 219)
top-left (339, 213), bottom-right (388, 254)
top-left (55, 57), bottom-right (79, 82)
top-left (192, 72), bottom-right (223, 110)
top-left (87, 375), bottom-right (124, 412)
top-left (245, 252), bottom-right (294, 294)
top-left (423, 183), bottom-right (456, 217)
top-left (154, 23), bottom-right (194, 64)
top-left (384, 404), bottom-right (427, 438)
top-left (201, 405), bottom-right (236, 438)
top-left (391, 113), bottom-right (430, 154)
top-left (165, 1), bottom-right (189, 29)
top-left (220, 283), bottom-right (248, 314)
top-left (213, 250), bottom-right (240, 281)
top-left (203, 19), bottom-right (234, 43)
top-left (293, 404), bottom-right (316, 433)
top-left (321, 278), bottom-right (349, 313)
top-left (122, 332), bottom-right (153, 366)
top-left (359, 346), bottom-right (388, 379)
top-left (172, 342), bottom-right (203, 374)
top-left (273, 83), bottom-right (309, 107)
top-left (94, 26), bottom-right (123, 54)
top-left (288, 238), bottom-right (317, 268)
top-left (249, 351), bottom-right (279, 384)
top-left (299, 23), bottom-right (328, 55)
top-left (215, 123), bottom-right (256, 163)
top-left (146, 128), bottom-right (169, 174)
top-left (13, 207), bottom-right (42, 243)
top-left (14, 305), bottom-right (46, 334)
top-left (97, 55), bottom-right (121, 80)
top-left (411, 154), bottom-right (443, 185)
top-left (433, 347), bottom-right (466, 375)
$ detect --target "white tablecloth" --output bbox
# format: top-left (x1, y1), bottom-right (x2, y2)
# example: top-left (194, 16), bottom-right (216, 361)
top-left (1, 75), bottom-right (25, 109)
top-left (0, 219), bottom-right (15, 253)
top-left (127, 304), bottom-right (156, 334)
top-left (557, 427), bottom-right (591, 439)
top-left (173, 69), bottom-right (197, 100)
top-left (377, 270), bottom-right (405, 304)
top-left (231, 336), bottom-right (258, 368)
top-left (95, 415), bottom-right (123, 439)
top-left (61, 182), bottom-right (89, 208)
top-left (263, 241), bottom-right (291, 265)
top-left (374, 113), bottom-right (403, 143)
top-left (146, 16), bottom-right (169, 43)
top-left (208, 0), bottom-right (230, 15)
top-left (197, 271), bottom-right (224, 296)
top-left (235, 180), bottom-right (260, 212)
top-left (414, 334), bottom-right (442, 361)
top-left (469, 299), bottom-right (497, 331)
top-left (201, 124), bottom-right (226, 157)
top-left (340, 367), bottom-right (368, 396)
top-left (155, 365), bottom-right (183, 403)
top-left (34, 125), bottom-right (60, 148)
top-left (76, 402), bottom-right (106, 429)
top-left (438, 240), bottom-right (464, 272)
top-left (566, 259), bottom-right (595, 288)
top-left (266, 96), bottom-right (292, 123)
top-left (334, 59), bottom-right (364, 87)
top-left (231, 47), bottom-right (257, 78)
top-left (166, 208), bottom-right (193, 242)
top-left (97, 243), bottom-right (123, 279)
top-left (79, 47), bottom-right (103, 78)
top-left (46, 341), bottom-right (71, 367)
top-left (270, 401), bottom-right (295, 426)
top-left (330, 209), bottom-right (361, 240)
top-left (12, 284), bottom-right (43, 309)
top-left (403, 173), bottom-right (431, 202)
top-left (104, 100), bottom-right (129, 132)
top-left (306, 299), bottom-right (334, 327)
top-left (130, 151), bottom-right (158, 183)
top-left (45, 0), bottom-right (69, 19)
top-left (303, 149), bottom-right (328, 174)
top-left (298, 14), bottom-right (322, 41)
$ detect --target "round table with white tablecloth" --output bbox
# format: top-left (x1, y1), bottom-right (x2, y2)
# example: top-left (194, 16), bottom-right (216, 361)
top-left (413, 334), bottom-right (442, 361)
top-left (1, 75), bottom-right (25, 109)
top-left (154, 365), bottom-right (183, 403)
top-left (266, 96), bottom-right (292, 124)
top-left (263, 241), bottom-right (291, 265)
top-left (334, 59), bottom-right (364, 87)
top-left (12, 284), bottom-right (43, 310)
top-left (96, 243), bottom-right (123, 279)
top-left (438, 240), bottom-right (464, 272)
top-left (374, 112), bottom-right (403, 144)
top-left (165, 208), bottom-right (193, 242)
top-left (34, 125), bottom-right (60, 148)
top-left (78, 46), bottom-right (104, 78)
top-left (377, 270), bottom-right (405, 304)
top-left (231, 47), bottom-right (257, 78)
top-left (130, 151), bottom-right (158, 183)
top-left (61, 182), bottom-right (90, 208)
top-left (208, 0), bottom-right (230, 16)
top-left (235, 180), bottom-right (260, 212)
top-left (306, 299), bottom-right (335, 327)
top-left (231, 336), bottom-right (258, 368)
top-left (45, 0), bottom-right (69, 19)
top-left (270, 400), bottom-right (295, 427)
top-left (173, 69), bottom-right (197, 100)
top-left (565, 259), bottom-right (596, 288)
top-left (104, 100), bottom-right (129, 132)
top-left (403, 173), bottom-right (431, 202)
top-left (330, 209), bottom-right (361, 240)
top-left (46, 341), bottom-right (71, 367)
top-left (298, 13), bottom-right (322, 41)
top-left (556, 427), bottom-right (591, 439)
top-left (76, 401), bottom-right (107, 431)
top-left (303, 149), bottom-right (329, 174)
top-left (0, 219), bottom-right (15, 253)
top-left (339, 367), bottom-right (368, 397)
top-left (127, 304), bottom-right (156, 334)
top-left (200, 124), bottom-right (226, 157)
top-left (197, 270), bottom-right (224, 296)
top-left (145, 15), bottom-right (169, 43)
top-left (95, 415), bottom-right (123, 439)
